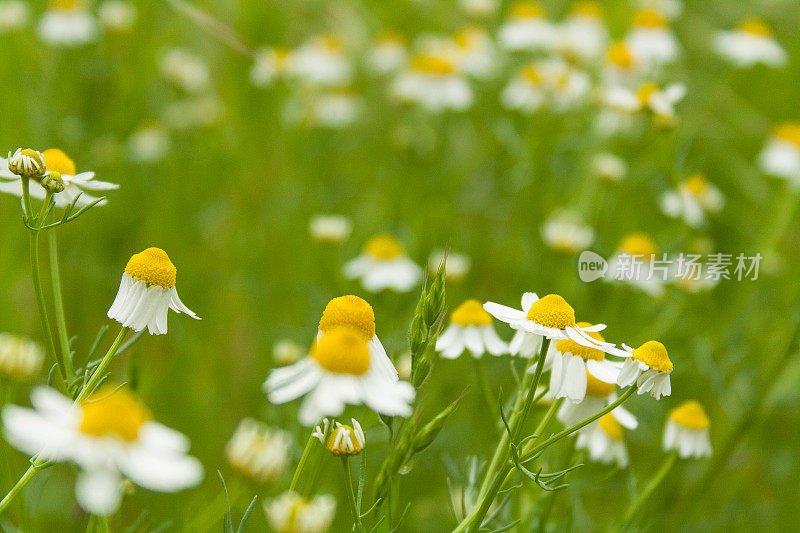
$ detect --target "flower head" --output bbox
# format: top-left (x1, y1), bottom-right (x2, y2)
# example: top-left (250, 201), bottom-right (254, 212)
top-left (226, 418), bottom-right (292, 483)
top-left (437, 299), bottom-right (508, 358)
top-left (6, 148), bottom-right (46, 178)
top-left (0, 333), bottom-right (44, 381)
top-left (344, 235), bottom-right (422, 292)
top-left (714, 19), bottom-right (787, 68)
top-left (264, 491), bottom-right (336, 533)
top-left (610, 340), bottom-right (673, 399)
top-left (314, 418), bottom-right (365, 456)
top-left (309, 214), bottom-right (352, 243)
top-left (663, 400), bottom-right (712, 458)
top-left (37, 0), bottom-right (98, 47)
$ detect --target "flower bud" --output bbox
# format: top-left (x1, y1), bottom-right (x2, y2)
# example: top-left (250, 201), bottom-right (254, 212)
top-left (412, 395), bottom-right (460, 453)
top-left (326, 419), bottom-right (365, 456)
top-left (7, 148), bottom-right (46, 178)
top-left (41, 171), bottom-right (65, 193)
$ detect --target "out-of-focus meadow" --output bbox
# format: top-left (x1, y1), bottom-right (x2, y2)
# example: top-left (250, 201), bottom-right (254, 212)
top-left (1, 0), bottom-right (800, 531)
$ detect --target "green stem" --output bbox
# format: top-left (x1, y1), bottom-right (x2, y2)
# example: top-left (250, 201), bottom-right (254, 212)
top-left (29, 229), bottom-right (66, 383)
top-left (472, 357), bottom-right (499, 430)
top-left (49, 230), bottom-right (75, 377)
top-left (341, 457), bottom-right (364, 532)
top-left (0, 458), bottom-right (45, 515)
top-left (76, 327), bottom-right (129, 403)
top-left (533, 398), bottom-right (563, 439)
top-left (96, 516), bottom-right (111, 533)
top-left (289, 431), bottom-right (317, 493)
top-left (611, 452), bottom-right (678, 533)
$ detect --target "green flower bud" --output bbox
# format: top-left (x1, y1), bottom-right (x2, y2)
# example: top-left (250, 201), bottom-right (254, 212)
top-left (41, 171), bottom-right (65, 193)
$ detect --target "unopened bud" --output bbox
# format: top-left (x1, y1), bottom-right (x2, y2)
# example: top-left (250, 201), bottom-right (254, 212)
top-left (326, 419), bottom-right (365, 456)
top-left (412, 357), bottom-right (431, 388)
top-left (7, 148), bottom-right (46, 178)
top-left (41, 171), bottom-right (65, 193)
top-left (411, 396), bottom-right (460, 453)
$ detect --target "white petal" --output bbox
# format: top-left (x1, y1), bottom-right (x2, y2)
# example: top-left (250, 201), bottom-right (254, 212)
top-left (75, 468), bottom-right (123, 516)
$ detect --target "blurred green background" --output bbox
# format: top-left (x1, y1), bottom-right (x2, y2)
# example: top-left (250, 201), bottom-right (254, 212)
top-left (1, 0), bottom-right (800, 531)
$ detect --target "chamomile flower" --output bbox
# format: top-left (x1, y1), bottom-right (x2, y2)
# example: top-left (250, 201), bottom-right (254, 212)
top-left (3, 148), bottom-right (46, 178)
top-left (602, 41), bottom-right (642, 87)
top-left (313, 418), bottom-right (365, 456)
top-left (0, 148), bottom-right (118, 207)
top-left (344, 234), bottom-right (422, 292)
top-left (625, 10), bottom-right (679, 67)
top-left (547, 323), bottom-right (623, 403)
top-left (290, 35), bottom-right (352, 87)
top-left (250, 47), bottom-right (294, 87)
top-left (537, 58), bottom-right (592, 111)
top-left (758, 123), bottom-right (800, 187)
top-left (606, 233), bottom-right (665, 297)
top-left (428, 249), bottom-right (471, 282)
top-left (0, 0), bottom-right (30, 33)
top-left (541, 209), bottom-right (595, 253)
top-left (264, 295), bottom-right (415, 425)
top-left (459, 0), bottom-right (499, 18)
top-left (451, 25), bottom-right (498, 79)
top-left (484, 293), bottom-right (615, 353)
top-left (392, 53), bottom-right (473, 113)
top-left (127, 125), bottom-right (170, 163)
top-left (2, 385), bottom-right (203, 516)
top-left (159, 48), bottom-right (210, 93)
top-left (575, 412), bottom-right (630, 467)
top-left (635, 0), bottom-right (682, 21)
top-left (0, 333), bottom-right (44, 381)
top-left (606, 340), bottom-right (673, 400)
top-left (287, 88), bottom-right (363, 129)
top-left (660, 173), bottom-right (724, 229)
top-left (556, 1), bottom-right (609, 62)
top-left (37, 0), bottom-right (98, 47)
top-left (366, 32), bottom-right (407, 75)
top-left (436, 299), bottom-right (508, 359)
top-left (498, 1), bottom-right (556, 52)
top-left (226, 418), bottom-right (292, 483)
top-left (713, 20), bottom-right (787, 68)
top-left (592, 152), bottom-right (628, 182)
top-left (557, 369), bottom-right (638, 429)
top-left (500, 65), bottom-right (545, 113)
top-left (603, 81), bottom-right (686, 120)
top-left (98, 0), bottom-right (136, 32)
top-left (663, 400), bottom-right (712, 458)
top-left (264, 491), bottom-right (336, 533)
top-left (107, 247), bottom-right (199, 335)
top-left (309, 214), bottom-right (352, 243)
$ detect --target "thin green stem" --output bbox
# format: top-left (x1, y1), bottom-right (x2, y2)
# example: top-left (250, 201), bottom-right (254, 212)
top-left (533, 398), bottom-right (563, 439)
top-left (341, 457), bottom-right (364, 532)
top-left (611, 451), bottom-right (678, 533)
top-left (29, 230), bottom-right (66, 383)
top-left (96, 516), bottom-right (111, 533)
top-left (76, 327), bottom-right (129, 403)
top-left (0, 459), bottom-right (45, 514)
top-left (290, 432), bottom-right (317, 493)
top-left (49, 230), bottom-right (75, 377)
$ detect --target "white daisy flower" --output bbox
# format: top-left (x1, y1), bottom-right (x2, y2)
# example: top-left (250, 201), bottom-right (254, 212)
top-left (344, 234), bottom-right (422, 292)
top-left (225, 418), bottom-right (292, 484)
top-left (459, 0), bottom-right (499, 18)
top-left (714, 19), bottom-right (786, 68)
top-left (2, 385), bottom-right (203, 516)
top-left (290, 35), bottom-right (352, 87)
top-left (546, 323), bottom-right (624, 403)
top-left (37, 0), bottom-right (98, 47)
top-left (366, 32), bottom-right (407, 75)
top-left (541, 209), bottom-right (595, 253)
top-left (635, 0), bottom-right (682, 21)
top-left (603, 81), bottom-right (686, 120)
top-left (500, 64), bottom-right (546, 114)
top-left (264, 491), bottom-right (336, 533)
top-left (625, 10), bottom-right (679, 67)
top-left (484, 293), bottom-right (616, 354)
top-left (596, 340), bottom-right (673, 400)
top-left (605, 233), bottom-right (665, 298)
top-left (660, 173), bottom-right (724, 229)
top-left (293, 89), bottom-right (363, 129)
top-left (557, 369), bottom-right (637, 430)
top-left (537, 58), bottom-right (592, 111)
top-left (758, 123), bottom-right (800, 188)
top-left (602, 41), bottom-right (642, 87)
top-left (163, 95), bottom-right (225, 130)
top-left (1, 148), bottom-right (118, 207)
top-left (663, 400), bottom-right (712, 459)
top-left (0, 0), bottom-right (30, 33)
top-left (107, 247), bottom-right (200, 335)
top-left (0, 332), bottom-right (44, 381)
top-left (451, 25), bottom-right (498, 79)
top-left (575, 412), bottom-right (630, 467)
top-left (498, 2), bottom-right (556, 52)
top-left (127, 125), bottom-right (170, 163)
top-left (98, 0), bottom-right (136, 32)
top-left (159, 48), bottom-right (210, 94)
top-left (264, 295), bottom-right (415, 426)
top-left (249, 47), bottom-right (294, 87)
top-left (592, 152), bottom-right (628, 182)
top-left (556, 1), bottom-right (609, 62)
top-left (436, 299), bottom-right (508, 359)
top-left (428, 249), bottom-right (471, 282)
top-left (313, 418), bottom-right (366, 456)
top-left (309, 214), bottom-right (352, 243)
top-left (392, 53), bottom-right (473, 113)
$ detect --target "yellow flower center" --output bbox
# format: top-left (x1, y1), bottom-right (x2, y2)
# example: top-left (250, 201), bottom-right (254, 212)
top-left (571, 1), bottom-right (602, 18)
top-left (669, 400), bottom-right (709, 430)
top-left (273, 48), bottom-right (292, 68)
top-left (684, 173), bottom-right (707, 195)
top-left (631, 340), bottom-right (673, 372)
top-left (53, 0), bottom-right (80, 10)
top-left (774, 123), bottom-right (800, 149)
top-left (322, 35), bottom-right (344, 52)
top-left (619, 233), bottom-right (658, 257)
top-left (364, 234), bottom-right (405, 260)
top-left (79, 385), bottom-right (151, 442)
top-left (411, 54), bottom-right (456, 75)
top-left (124, 247), bottom-right (178, 288)
top-left (607, 42), bottom-right (634, 69)
top-left (510, 1), bottom-right (545, 19)
top-left (318, 295), bottom-right (376, 340)
top-left (454, 27), bottom-right (480, 50)
top-left (451, 299), bottom-right (492, 326)
top-left (521, 65), bottom-right (541, 85)
top-left (586, 369), bottom-right (615, 397)
top-left (43, 148), bottom-right (77, 176)
top-left (739, 19), bottom-right (772, 37)
top-left (633, 9), bottom-right (668, 28)
top-left (636, 82), bottom-right (659, 105)
top-left (326, 424), bottom-right (364, 455)
top-left (555, 322), bottom-right (606, 361)
top-left (598, 413), bottom-right (623, 440)
top-left (525, 294), bottom-right (576, 329)
top-left (312, 327), bottom-right (370, 375)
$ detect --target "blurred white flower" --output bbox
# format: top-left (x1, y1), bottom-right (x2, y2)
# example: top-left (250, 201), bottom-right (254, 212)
top-left (127, 125), bottom-right (170, 163)
top-left (226, 418), bottom-right (292, 483)
top-left (605, 233), bottom-right (665, 298)
top-left (459, 0), bottom-right (499, 18)
top-left (437, 299), bottom-right (508, 358)
top-left (309, 214), bottom-right (352, 243)
top-left (98, 0), bottom-right (136, 32)
top-left (498, 1), bottom-right (556, 52)
top-left (541, 209), bottom-right (594, 253)
top-left (392, 53), bottom-right (473, 113)
top-left (625, 10), bottom-right (679, 67)
top-left (0, 148), bottom-right (118, 207)
top-left (2, 386), bottom-right (203, 516)
top-left (0, 0), bottom-right (30, 33)
top-left (250, 47), bottom-right (294, 87)
top-left (660, 173), bottom-right (724, 228)
top-left (592, 152), bottom-right (627, 182)
top-left (603, 81), bottom-right (685, 120)
top-left (635, 0), bottom-right (682, 21)
top-left (107, 247), bottom-right (199, 335)
top-left (366, 32), bottom-right (407, 75)
top-left (450, 26), bottom-right (498, 79)
top-left (663, 400), bottom-right (712, 458)
top-left (602, 41), bottom-right (643, 88)
top-left (273, 339), bottom-right (305, 366)
top-left (428, 249), bottom-right (471, 282)
top-left (344, 234), bottom-right (422, 292)
top-left (163, 95), bottom-right (225, 130)
top-left (285, 89), bottom-right (362, 129)
top-left (395, 351), bottom-right (412, 380)
top-left (575, 412), bottom-right (630, 467)
top-left (758, 123), bottom-right (800, 187)
top-left (557, 368), bottom-right (637, 431)
top-left (540, 58), bottom-right (592, 111)
top-left (264, 491), bottom-right (336, 533)
top-left (556, 1), bottom-right (609, 62)
top-left (501, 65), bottom-right (545, 113)
top-left (714, 20), bottom-right (787, 68)
top-left (0, 333), bottom-right (44, 381)
top-left (290, 35), bottom-right (352, 87)
top-left (37, 0), bottom-right (97, 47)
top-left (159, 48), bottom-right (210, 93)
